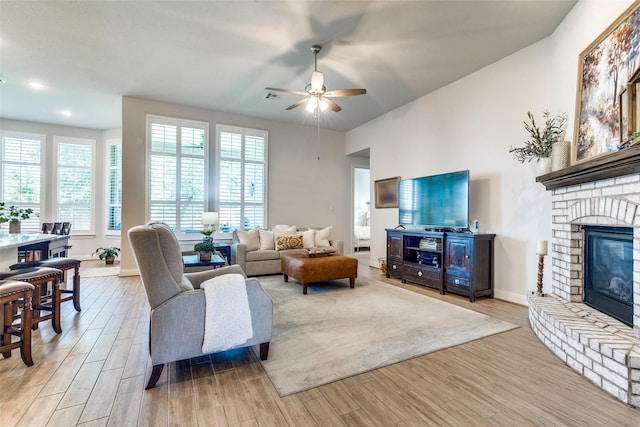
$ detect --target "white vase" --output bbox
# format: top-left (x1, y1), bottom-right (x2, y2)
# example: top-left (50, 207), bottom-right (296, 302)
top-left (551, 140), bottom-right (571, 171)
top-left (535, 157), bottom-right (552, 176)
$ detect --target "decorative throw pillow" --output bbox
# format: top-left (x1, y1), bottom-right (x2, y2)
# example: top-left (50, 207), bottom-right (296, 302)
top-left (301, 229), bottom-right (315, 249)
top-left (273, 224), bottom-right (295, 232)
top-left (259, 229), bottom-right (275, 250)
top-left (275, 234), bottom-right (304, 250)
top-left (236, 227), bottom-right (260, 251)
top-left (314, 226), bottom-right (333, 247)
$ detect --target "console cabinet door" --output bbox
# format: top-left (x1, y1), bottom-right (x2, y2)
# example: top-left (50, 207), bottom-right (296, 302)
top-left (386, 231), bottom-right (403, 278)
top-left (445, 236), bottom-right (472, 276)
top-left (387, 233), bottom-right (403, 260)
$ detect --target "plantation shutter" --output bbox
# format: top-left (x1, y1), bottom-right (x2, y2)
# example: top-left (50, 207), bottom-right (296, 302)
top-left (0, 132), bottom-right (43, 232)
top-left (106, 140), bottom-right (122, 232)
top-left (55, 137), bottom-right (95, 233)
top-left (148, 116), bottom-right (208, 236)
top-left (217, 125), bottom-right (267, 231)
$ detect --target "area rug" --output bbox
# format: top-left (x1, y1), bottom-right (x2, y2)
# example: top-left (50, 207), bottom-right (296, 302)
top-left (258, 275), bottom-right (518, 396)
top-left (80, 260), bottom-right (120, 277)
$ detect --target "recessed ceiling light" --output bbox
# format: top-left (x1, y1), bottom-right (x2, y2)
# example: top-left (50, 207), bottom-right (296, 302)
top-left (29, 81), bottom-right (44, 89)
top-left (0, 79), bottom-right (6, 84)
top-left (61, 110), bottom-right (72, 117)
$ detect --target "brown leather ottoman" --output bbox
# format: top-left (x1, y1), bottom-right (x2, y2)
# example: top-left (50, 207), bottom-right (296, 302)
top-left (281, 253), bottom-right (358, 294)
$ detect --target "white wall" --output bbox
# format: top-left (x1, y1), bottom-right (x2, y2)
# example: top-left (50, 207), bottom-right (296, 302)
top-left (120, 97), bottom-right (368, 274)
top-left (346, 0), bottom-right (635, 305)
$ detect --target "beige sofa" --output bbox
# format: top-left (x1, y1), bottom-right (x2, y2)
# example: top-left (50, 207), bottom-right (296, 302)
top-left (230, 226), bottom-right (344, 276)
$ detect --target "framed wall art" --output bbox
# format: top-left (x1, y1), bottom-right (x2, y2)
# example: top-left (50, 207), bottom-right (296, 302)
top-left (574, 2), bottom-right (640, 162)
top-left (374, 176), bottom-right (400, 208)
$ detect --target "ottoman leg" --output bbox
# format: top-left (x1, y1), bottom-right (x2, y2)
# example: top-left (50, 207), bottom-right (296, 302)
top-left (350, 278), bottom-right (355, 289)
top-left (303, 283), bottom-right (308, 295)
top-left (283, 274), bottom-right (289, 282)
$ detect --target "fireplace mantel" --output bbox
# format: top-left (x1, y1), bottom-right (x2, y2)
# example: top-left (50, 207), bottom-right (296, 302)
top-left (536, 144), bottom-right (640, 190)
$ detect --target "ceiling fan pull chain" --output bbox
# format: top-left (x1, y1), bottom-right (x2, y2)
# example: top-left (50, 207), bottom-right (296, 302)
top-left (317, 114), bottom-right (321, 161)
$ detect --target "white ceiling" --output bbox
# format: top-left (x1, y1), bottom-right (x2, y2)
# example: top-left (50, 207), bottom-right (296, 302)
top-left (0, 0), bottom-right (577, 132)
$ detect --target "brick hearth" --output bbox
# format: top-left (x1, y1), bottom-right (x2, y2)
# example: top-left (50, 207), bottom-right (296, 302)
top-left (528, 294), bottom-right (640, 408)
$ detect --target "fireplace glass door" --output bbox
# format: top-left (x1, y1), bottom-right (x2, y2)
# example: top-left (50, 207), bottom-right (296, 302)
top-left (583, 225), bottom-right (633, 326)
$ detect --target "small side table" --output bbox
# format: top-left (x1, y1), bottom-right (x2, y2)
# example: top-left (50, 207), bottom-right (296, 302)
top-left (213, 243), bottom-right (231, 263)
top-left (182, 254), bottom-right (226, 270)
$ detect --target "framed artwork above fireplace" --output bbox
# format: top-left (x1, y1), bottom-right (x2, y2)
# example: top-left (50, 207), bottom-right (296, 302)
top-left (574, 2), bottom-right (640, 162)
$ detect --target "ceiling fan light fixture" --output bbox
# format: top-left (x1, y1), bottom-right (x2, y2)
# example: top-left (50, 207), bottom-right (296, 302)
top-left (311, 71), bottom-right (324, 92)
top-left (306, 96), bottom-right (318, 112)
top-left (318, 98), bottom-right (329, 112)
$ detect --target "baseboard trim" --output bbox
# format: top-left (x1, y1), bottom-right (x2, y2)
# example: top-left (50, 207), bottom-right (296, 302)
top-left (118, 268), bottom-right (139, 277)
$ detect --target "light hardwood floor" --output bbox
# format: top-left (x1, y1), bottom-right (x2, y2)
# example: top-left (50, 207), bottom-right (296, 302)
top-left (1, 257), bottom-right (639, 426)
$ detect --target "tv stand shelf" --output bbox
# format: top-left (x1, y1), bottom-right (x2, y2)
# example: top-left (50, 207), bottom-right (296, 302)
top-left (386, 229), bottom-right (495, 302)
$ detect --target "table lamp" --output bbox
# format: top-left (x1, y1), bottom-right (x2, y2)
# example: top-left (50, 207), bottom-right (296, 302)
top-left (200, 212), bottom-right (219, 243)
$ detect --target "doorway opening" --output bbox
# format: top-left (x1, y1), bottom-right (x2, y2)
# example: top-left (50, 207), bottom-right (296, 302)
top-left (353, 167), bottom-right (370, 252)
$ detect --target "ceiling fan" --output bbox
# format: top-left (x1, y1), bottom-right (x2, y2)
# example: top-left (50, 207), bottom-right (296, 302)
top-left (266, 45), bottom-right (367, 113)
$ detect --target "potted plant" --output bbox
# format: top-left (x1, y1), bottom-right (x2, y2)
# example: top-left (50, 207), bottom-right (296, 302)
top-left (0, 202), bottom-right (35, 233)
top-left (509, 110), bottom-right (568, 174)
top-left (200, 228), bottom-right (214, 243)
top-left (93, 247), bottom-right (120, 264)
top-left (194, 241), bottom-right (215, 261)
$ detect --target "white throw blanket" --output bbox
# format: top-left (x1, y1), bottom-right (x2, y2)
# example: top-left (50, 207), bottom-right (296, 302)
top-left (201, 273), bottom-right (254, 354)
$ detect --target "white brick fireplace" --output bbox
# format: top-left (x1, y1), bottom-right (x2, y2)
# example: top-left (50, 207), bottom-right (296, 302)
top-left (529, 146), bottom-right (640, 409)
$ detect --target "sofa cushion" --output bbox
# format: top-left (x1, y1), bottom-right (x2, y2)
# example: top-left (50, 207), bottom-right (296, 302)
top-left (301, 229), bottom-right (315, 249)
top-left (237, 227), bottom-right (260, 251)
top-left (259, 229), bottom-right (275, 250)
top-left (280, 248), bottom-right (309, 256)
top-left (246, 250), bottom-right (280, 262)
top-left (275, 234), bottom-right (304, 250)
top-left (314, 226), bottom-right (333, 247)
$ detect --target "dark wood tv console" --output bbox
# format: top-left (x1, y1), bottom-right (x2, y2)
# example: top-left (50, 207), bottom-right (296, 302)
top-left (386, 229), bottom-right (495, 302)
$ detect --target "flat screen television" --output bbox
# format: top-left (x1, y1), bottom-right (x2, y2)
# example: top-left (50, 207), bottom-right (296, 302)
top-left (398, 170), bottom-right (469, 229)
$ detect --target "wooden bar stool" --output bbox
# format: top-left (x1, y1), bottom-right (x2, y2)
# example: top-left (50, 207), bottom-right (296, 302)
top-left (0, 280), bottom-right (35, 366)
top-left (40, 258), bottom-right (81, 312)
top-left (3, 267), bottom-right (63, 334)
top-left (10, 258), bottom-right (82, 312)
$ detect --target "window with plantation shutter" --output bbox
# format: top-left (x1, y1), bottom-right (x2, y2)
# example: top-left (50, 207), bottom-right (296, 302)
top-left (54, 137), bottom-right (95, 233)
top-left (217, 125), bottom-right (267, 231)
top-left (0, 131), bottom-right (44, 233)
top-left (106, 139), bottom-right (121, 233)
top-left (147, 115), bottom-right (208, 236)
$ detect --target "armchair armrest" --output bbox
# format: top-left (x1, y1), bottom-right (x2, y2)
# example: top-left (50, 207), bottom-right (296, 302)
top-left (231, 243), bottom-right (247, 273)
top-left (185, 264), bottom-right (247, 289)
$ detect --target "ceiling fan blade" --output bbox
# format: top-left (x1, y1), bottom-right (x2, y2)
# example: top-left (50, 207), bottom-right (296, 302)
top-left (285, 98), bottom-right (309, 110)
top-left (324, 88), bottom-right (367, 97)
top-left (323, 98), bottom-right (342, 112)
top-left (265, 87), bottom-right (308, 96)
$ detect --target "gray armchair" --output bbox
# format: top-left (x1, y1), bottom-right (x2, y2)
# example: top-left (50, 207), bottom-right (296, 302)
top-left (128, 222), bottom-right (272, 389)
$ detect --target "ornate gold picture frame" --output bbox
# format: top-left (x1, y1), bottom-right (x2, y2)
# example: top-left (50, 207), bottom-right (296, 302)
top-left (574, 2), bottom-right (640, 162)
